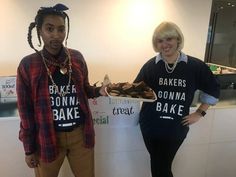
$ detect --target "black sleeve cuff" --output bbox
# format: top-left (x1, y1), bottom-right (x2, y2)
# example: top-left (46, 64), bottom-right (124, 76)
top-left (25, 151), bottom-right (34, 156)
top-left (95, 86), bottom-right (102, 97)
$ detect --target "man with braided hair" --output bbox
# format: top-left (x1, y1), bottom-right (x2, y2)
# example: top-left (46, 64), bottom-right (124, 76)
top-left (16, 3), bottom-right (106, 177)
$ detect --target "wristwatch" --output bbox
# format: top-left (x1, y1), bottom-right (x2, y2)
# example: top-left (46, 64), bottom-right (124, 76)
top-left (196, 109), bottom-right (206, 117)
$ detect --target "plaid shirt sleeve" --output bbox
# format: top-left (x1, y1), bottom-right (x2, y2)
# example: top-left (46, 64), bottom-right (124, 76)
top-left (16, 59), bottom-right (37, 154)
top-left (83, 59), bottom-right (101, 98)
top-left (71, 49), bottom-right (101, 98)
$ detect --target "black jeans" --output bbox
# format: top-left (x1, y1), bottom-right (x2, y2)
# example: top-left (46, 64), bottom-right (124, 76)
top-left (143, 136), bottom-right (185, 177)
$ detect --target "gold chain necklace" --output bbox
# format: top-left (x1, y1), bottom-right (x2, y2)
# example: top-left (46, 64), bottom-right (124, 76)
top-left (40, 48), bottom-right (72, 97)
top-left (44, 57), bottom-right (69, 75)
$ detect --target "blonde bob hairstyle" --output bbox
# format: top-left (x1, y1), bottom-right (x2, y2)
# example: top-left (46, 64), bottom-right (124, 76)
top-left (152, 21), bottom-right (184, 52)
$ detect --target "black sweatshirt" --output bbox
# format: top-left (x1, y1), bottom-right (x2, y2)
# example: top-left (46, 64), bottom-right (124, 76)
top-left (134, 54), bottom-right (220, 140)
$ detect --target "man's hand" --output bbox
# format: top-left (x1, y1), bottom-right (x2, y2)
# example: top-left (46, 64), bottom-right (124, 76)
top-left (25, 153), bottom-right (39, 168)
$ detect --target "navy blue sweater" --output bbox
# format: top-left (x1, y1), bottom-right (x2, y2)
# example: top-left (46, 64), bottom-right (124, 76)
top-left (134, 55), bottom-right (220, 140)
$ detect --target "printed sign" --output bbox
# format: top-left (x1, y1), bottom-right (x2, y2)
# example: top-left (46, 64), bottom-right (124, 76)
top-left (89, 97), bottom-right (140, 127)
top-left (0, 76), bottom-right (18, 117)
top-left (0, 77), bottom-right (16, 103)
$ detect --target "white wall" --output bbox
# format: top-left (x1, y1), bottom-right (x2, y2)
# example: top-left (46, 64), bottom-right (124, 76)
top-left (0, 0), bottom-right (212, 83)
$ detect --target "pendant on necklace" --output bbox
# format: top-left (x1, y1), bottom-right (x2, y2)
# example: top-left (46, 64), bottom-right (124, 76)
top-left (60, 68), bottom-right (68, 75)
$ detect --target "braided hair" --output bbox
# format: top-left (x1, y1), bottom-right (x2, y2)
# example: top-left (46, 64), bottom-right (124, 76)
top-left (27, 3), bottom-right (70, 53)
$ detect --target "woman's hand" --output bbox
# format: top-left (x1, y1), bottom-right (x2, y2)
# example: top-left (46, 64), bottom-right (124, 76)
top-left (181, 112), bottom-right (202, 126)
top-left (25, 153), bottom-right (39, 168)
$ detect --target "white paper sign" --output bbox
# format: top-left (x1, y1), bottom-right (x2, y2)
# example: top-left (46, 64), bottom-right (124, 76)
top-left (0, 76), bottom-right (17, 104)
top-left (89, 97), bottom-right (140, 127)
top-left (0, 76), bottom-right (18, 117)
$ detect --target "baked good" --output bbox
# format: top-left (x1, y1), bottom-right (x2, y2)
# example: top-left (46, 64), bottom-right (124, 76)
top-left (106, 81), bottom-right (156, 100)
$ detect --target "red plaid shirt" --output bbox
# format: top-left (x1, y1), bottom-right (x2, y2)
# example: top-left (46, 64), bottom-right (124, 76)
top-left (16, 47), bottom-right (100, 163)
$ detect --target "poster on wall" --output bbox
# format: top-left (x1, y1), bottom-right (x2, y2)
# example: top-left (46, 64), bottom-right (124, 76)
top-left (0, 76), bottom-right (18, 117)
top-left (0, 76), bottom-right (141, 127)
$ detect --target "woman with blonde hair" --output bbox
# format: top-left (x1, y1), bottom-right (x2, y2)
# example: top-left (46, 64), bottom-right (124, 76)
top-left (134, 21), bottom-right (220, 177)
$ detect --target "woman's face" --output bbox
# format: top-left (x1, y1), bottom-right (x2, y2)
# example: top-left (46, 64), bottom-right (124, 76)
top-left (39, 15), bottom-right (66, 55)
top-left (156, 37), bottom-right (179, 58)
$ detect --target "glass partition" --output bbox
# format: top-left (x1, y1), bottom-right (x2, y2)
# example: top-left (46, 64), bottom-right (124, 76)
top-left (205, 0), bottom-right (236, 68)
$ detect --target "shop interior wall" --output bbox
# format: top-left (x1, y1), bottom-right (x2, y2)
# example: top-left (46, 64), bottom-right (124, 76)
top-left (0, 0), bottom-right (212, 84)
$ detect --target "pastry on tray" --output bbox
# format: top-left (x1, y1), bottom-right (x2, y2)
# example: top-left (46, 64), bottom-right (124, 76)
top-left (106, 81), bottom-right (156, 101)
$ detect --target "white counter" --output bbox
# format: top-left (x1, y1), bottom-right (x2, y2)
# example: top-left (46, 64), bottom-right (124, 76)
top-left (1, 106), bottom-right (236, 177)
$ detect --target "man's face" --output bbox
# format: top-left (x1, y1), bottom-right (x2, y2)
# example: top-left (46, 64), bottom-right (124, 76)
top-left (39, 15), bottom-right (66, 55)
